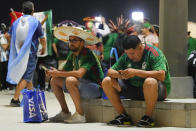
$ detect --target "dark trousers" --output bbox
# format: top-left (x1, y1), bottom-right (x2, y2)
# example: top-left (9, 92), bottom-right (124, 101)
top-left (192, 75), bottom-right (196, 98)
top-left (33, 56), bottom-right (58, 90)
top-left (0, 61), bottom-right (8, 89)
top-left (33, 57), bottom-right (46, 90)
top-left (188, 65), bottom-right (196, 98)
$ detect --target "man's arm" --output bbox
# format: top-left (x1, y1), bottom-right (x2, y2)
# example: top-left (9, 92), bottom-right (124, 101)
top-left (46, 67), bottom-right (87, 79)
top-left (152, 35), bottom-right (159, 48)
top-left (39, 37), bottom-right (46, 55)
top-left (107, 68), bottom-right (121, 78)
top-left (41, 14), bottom-right (48, 25)
top-left (1, 44), bottom-right (9, 51)
top-left (3, 33), bottom-right (11, 50)
top-left (121, 68), bottom-right (165, 82)
top-left (52, 43), bottom-right (59, 57)
top-left (153, 43), bottom-right (159, 48)
top-left (0, 34), bottom-right (10, 50)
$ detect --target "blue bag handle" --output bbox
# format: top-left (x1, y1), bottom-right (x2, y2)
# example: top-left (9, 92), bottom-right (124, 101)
top-left (110, 47), bottom-right (119, 62)
top-left (109, 47), bottom-right (119, 68)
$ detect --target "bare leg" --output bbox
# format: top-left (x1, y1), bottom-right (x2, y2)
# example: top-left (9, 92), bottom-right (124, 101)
top-left (65, 77), bottom-right (83, 115)
top-left (13, 79), bottom-right (27, 100)
top-left (26, 81), bottom-right (33, 90)
top-left (102, 77), bottom-right (125, 114)
top-left (143, 78), bottom-right (158, 117)
top-left (50, 77), bottom-right (69, 113)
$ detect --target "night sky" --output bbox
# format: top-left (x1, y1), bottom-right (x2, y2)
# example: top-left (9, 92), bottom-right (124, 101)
top-left (0, 0), bottom-right (195, 27)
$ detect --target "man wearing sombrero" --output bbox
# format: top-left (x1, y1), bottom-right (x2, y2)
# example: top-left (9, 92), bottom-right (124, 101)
top-left (47, 26), bottom-right (104, 123)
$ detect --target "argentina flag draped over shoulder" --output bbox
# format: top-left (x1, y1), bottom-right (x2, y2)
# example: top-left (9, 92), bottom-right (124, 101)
top-left (7, 15), bottom-right (38, 84)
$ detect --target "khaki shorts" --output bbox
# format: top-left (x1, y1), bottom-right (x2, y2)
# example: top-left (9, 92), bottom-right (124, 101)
top-left (63, 78), bottom-right (101, 99)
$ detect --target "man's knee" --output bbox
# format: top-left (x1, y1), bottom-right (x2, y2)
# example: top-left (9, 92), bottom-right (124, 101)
top-left (50, 77), bottom-right (56, 88)
top-left (102, 76), bottom-right (112, 89)
top-left (143, 77), bottom-right (158, 91)
top-left (50, 77), bottom-right (62, 89)
top-left (65, 76), bottom-right (78, 87)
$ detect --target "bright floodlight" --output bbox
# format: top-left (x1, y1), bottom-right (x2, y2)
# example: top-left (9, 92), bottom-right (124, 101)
top-left (132, 12), bottom-right (144, 22)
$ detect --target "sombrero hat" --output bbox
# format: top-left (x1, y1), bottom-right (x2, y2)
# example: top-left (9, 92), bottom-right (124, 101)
top-left (83, 16), bottom-right (95, 22)
top-left (54, 26), bottom-right (100, 45)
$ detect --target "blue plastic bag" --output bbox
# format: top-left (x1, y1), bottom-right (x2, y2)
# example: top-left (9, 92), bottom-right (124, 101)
top-left (37, 89), bottom-right (48, 121)
top-left (22, 89), bottom-right (48, 123)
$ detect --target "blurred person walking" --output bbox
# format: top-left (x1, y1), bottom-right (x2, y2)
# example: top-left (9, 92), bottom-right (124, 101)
top-left (6, 1), bottom-right (46, 106)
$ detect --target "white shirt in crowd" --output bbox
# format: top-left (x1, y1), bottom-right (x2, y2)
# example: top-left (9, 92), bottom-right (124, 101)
top-left (0, 34), bottom-right (9, 62)
top-left (143, 33), bottom-right (159, 45)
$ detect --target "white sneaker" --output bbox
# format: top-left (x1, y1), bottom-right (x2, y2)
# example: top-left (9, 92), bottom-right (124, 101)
top-left (49, 111), bottom-right (71, 122)
top-left (64, 112), bottom-right (86, 123)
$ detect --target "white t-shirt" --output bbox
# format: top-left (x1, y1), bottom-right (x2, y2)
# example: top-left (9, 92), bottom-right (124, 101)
top-left (143, 33), bottom-right (159, 45)
top-left (138, 35), bottom-right (144, 43)
top-left (0, 34), bottom-right (9, 62)
top-left (0, 34), bottom-right (7, 44)
top-left (96, 23), bottom-right (111, 37)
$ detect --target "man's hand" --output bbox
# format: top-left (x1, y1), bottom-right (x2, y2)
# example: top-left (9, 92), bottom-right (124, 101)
top-left (45, 67), bottom-right (60, 77)
top-left (107, 68), bottom-right (121, 78)
top-left (41, 14), bottom-right (48, 25)
top-left (39, 45), bottom-right (46, 55)
top-left (39, 37), bottom-right (46, 55)
top-left (120, 68), bottom-right (136, 79)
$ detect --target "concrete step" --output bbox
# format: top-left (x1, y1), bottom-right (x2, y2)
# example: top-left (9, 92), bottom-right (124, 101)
top-left (81, 98), bottom-right (196, 128)
top-left (169, 76), bottom-right (194, 98)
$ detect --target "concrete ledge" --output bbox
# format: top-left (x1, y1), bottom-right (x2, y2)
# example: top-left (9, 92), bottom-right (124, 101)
top-left (169, 76), bottom-right (194, 98)
top-left (81, 98), bottom-right (196, 127)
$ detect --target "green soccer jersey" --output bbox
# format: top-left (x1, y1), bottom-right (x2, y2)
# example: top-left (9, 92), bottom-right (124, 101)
top-left (102, 33), bottom-right (119, 61)
top-left (63, 47), bottom-right (104, 85)
top-left (53, 37), bottom-right (59, 44)
top-left (112, 44), bottom-right (171, 96)
top-left (188, 37), bottom-right (196, 57)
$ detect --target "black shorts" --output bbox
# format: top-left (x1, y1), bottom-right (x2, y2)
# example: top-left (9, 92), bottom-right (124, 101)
top-left (119, 79), bottom-right (167, 101)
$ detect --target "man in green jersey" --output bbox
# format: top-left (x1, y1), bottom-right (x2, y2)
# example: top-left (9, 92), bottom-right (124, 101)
top-left (102, 35), bottom-right (171, 127)
top-left (46, 26), bottom-right (104, 123)
top-left (187, 31), bottom-right (196, 58)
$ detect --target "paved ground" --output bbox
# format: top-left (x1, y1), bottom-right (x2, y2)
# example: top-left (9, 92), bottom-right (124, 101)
top-left (0, 90), bottom-right (196, 131)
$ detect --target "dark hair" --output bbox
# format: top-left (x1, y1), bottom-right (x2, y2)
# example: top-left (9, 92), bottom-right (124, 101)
top-left (118, 25), bottom-right (127, 32)
top-left (22, 1), bottom-right (34, 14)
top-left (188, 31), bottom-right (191, 36)
top-left (122, 35), bottom-right (141, 50)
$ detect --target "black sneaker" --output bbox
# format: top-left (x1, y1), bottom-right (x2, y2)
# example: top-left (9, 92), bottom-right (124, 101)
top-left (137, 115), bottom-right (155, 127)
top-left (10, 98), bottom-right (20, 107)
top-left (107, 113), bottom-right (133, 127)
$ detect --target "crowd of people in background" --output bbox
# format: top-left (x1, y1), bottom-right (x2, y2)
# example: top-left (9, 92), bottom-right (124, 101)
top-left (0, 8), bottom-right (161, 92)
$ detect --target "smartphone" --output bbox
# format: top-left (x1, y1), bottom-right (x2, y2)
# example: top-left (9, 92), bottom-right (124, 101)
top-left (41, 65), bottom-right (48, 71)
top-left (118, 70), bottom-right (123, 74)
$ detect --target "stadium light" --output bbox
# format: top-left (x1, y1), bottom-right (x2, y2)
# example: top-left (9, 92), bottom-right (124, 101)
top-left (132, 12), bottom-right (144, 22)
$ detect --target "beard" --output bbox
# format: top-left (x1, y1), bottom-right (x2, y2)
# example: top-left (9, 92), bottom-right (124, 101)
top-left (69, 45), bottom-right (79, 52)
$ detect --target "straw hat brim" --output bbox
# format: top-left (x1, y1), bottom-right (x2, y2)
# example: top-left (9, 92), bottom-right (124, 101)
top-left (54, 26), bottom-right (100, 45)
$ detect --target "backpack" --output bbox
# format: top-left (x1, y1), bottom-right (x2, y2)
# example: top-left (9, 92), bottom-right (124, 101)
top-left (188, 50), bottom-right (196, 98)
top-left (188, 50), bottom-right (196, 76)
